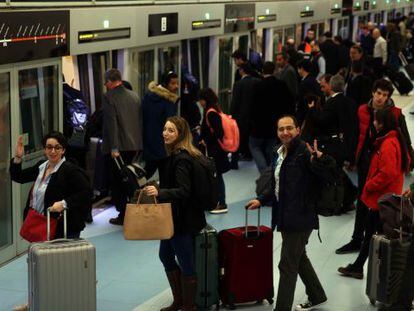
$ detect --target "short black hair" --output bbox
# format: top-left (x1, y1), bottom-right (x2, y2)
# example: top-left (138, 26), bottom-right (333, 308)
top-left (372, 79), bottom-right (394, 97)
top-left (324, 31), bottom-right (333, 38)
top-left (231, 50), bottom-right (247, 61)
top-left (263, 61), bottom-right (276, 75)
top-left (42, 131), bottom-right (68, 150)
top-left (239, 63), bottom-right (254, 74)
top-left (321, 73), bottom-right (333, 83)
top-left (334, 35), bottom-right (343, 44)
top-left (161, 71), bottom-right (178, 87)
top-left (277, 115), bottom-right (299, 128)
top-left (350, 45), bottom-right (363, 54)
top-left (297, 59), bottom-right (312, 72)
top-left (104, 68), bottom-right (122, 82)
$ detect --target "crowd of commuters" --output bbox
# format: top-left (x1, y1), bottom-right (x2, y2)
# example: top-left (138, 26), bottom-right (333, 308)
top-left (11, 13), bottom-right (414, 311)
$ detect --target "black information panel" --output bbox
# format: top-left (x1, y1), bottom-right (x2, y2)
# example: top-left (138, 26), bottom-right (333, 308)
top-left (364, 1), bottom-right (370, 10)
top-left (342, 0), bottom-right (353, 16)
top-left (0, 11), bottom-right (69, 65)
top-left (79, 28), bottom-right (130, 43)
top-left (192, 20), bottom-right (221, 30)
top-left (225, 4), bottom-right (255, 33)
top-left (148, 13), bottom-right (178, 37)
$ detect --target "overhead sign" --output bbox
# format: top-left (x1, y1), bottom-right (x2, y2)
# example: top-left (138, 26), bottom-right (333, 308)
top-left (192, 19), bottom-right (221, 30)
top-left (257, 14), bottom-right (277, 23)
top-left (331, 8), bottom-right (342, 14)
top-left (300, 11), bottom-right (315, 18)
top-left (78, 28), bottom-right (130, 43)
top-left (342, 0), bottom-right (353, 15)
top-left (0, 10), bottom-right (69, 65)
top-left (224, 4), bottom-right (255, 33)
top-left (148, 13), bottom-right (178, 37)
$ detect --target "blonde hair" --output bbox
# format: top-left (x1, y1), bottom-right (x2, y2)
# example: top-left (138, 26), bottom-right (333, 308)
top-left (165, 116), bottom-right (202, 158)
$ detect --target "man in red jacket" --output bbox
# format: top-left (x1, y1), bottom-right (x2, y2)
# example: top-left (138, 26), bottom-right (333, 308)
top-left (336, 79), bottom-right (412, 255)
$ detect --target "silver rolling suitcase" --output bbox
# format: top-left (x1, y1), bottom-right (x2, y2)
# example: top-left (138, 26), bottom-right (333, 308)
top-left (28, 208), bottom-right (97, 311)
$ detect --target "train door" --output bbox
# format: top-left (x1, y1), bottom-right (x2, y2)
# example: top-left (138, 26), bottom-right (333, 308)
top-left (334, 17), bottom-right (350, 39)
top-left (128, 48), bottom-right (155, 99)
top-left (0, 59), bottom-right (61, 264)
top-left (304, 21), bottom-right (328, 39)
top-left (181, 37), bottom-right (210, 90)
top-left (217, 36), bottom-right (234, 113)
top-left (0, 68), bottom-right (13, 265)
top-left (271, 25), bottom-right (296, 61)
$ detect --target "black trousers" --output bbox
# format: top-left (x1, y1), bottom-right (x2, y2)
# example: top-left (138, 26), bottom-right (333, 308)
top-left (353, 209), bottom-right (381, 270)
top-left (275, 231), bottom-right (326, 311)
top-left (105, 151), bottom-right (136, 220)
top-left (351, 158), bottom-right (370, 243)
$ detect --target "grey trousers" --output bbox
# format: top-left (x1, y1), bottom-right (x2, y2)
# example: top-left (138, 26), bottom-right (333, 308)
top-left (275, 230), bottom-right (327, 311)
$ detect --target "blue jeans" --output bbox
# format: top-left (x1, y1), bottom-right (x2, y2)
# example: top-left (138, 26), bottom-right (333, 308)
top-left (159, 234), bottom-right (195, 277)
top-left (217, 173), bottom-right (226, 206)
top-left (249, 136), bottom-right (277, 174)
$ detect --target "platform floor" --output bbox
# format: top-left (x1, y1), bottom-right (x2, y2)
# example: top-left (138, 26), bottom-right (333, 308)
top-left (1, 92), bottom-right (414, 311)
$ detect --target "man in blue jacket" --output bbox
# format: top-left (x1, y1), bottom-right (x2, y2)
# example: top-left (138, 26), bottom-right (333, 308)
top-left (246, 115), bottom-right (335, 311)
top-left (142, 72), bottom-right (179, 178)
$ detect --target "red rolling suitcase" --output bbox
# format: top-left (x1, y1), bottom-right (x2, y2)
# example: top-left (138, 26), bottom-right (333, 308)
top-left (218, 209), bottom-right (274, 309)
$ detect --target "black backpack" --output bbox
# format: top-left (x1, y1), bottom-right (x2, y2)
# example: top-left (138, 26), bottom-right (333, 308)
top-left (191, 154), bottom-right (219, 211)
top-left (64, 92), bottom-right (90, 148)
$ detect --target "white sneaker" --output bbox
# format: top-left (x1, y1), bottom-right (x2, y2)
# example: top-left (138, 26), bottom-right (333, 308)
top-left (295, 299), bottom-right (327, 310)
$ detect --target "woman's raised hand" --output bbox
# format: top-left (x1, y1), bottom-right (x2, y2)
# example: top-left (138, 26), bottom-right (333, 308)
top-left (14, 136), bottom-right (24, 161)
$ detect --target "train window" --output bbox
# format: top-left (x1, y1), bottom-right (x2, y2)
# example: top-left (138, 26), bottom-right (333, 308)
top-left (158, 46), bottom-right (179, 81)
top-left (218, 37), bottom-right (233, 113)
top-left (0, 72), bottom-right (12, 250)
top-left (189, 39), bottom-right (201, 86)
top-left (77, 55), bottom-right (91, 110)
top-left (91, 52), bottom-right (110, 112)
top-left (238, 35), bottom-right (249, 57)
top-left (138, 50), bottom-right (155, 99)
top-left (273, 29), bottom-right (284, 60)
top-left (200, 37), bottom-right (210, 88)
top-left (284, 26), bottom-right (295, 45)
top-left (18, 65), bottom-right (58, 154)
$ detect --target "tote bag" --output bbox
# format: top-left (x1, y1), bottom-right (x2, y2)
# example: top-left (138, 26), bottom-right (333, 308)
top-left (20, 208), bottom-right (58, 242)
top-left (123, 192), bottom-right (174, 240)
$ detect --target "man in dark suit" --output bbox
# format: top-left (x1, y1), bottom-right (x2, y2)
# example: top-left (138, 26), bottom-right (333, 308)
top-left (230, 63), bottom-right (260, 162)
top-left (276, 51), bottom-right (298, 101)
top-left (319, 31), bottom-right (340, 75)
top-left (296, 59), bottom-right (322, 126)
top-left (103, 69), bottom-right (142, 225)
top-left (250, 61), bottom-right (295, 173)
top-left (345, 60), bottom-right (373, 107)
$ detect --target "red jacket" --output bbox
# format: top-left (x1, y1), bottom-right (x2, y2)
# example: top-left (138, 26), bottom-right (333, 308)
top-left (360, 130), bottom-right (404, 210)
top-left (355, 103), bottom-right (402, 164)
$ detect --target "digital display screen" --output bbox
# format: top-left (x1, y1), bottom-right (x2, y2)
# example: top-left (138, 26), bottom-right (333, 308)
top-left (225, 4), bottom-right (255, 33)
top-left (331, 8), bottom-right (342, 14)
top-left (257, 14), bottom-right (277, 23)
top-left (148, 13), bottom-right (178, 37)
top-left (342, 0), bottom-right (353, 16)
top-left (300, 11), bottom-right (315, 18)
top-left (192, 19), bottom-right (221, 30)
top-left (0, 11), bottom-right (69, 65)
top-left (79, 28), bottom-right (130, 43)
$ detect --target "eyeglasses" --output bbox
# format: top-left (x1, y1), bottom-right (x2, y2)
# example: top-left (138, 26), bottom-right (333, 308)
top-left (45, 145), bottom-right (63, 151)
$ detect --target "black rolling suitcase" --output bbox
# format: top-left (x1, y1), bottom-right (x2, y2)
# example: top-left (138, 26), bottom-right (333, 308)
top-left (195, 224), bottom-right (220, 310)
top-left (366, 196), bottom-right (412, 306)
top-left (386, 68), bottom-right (413, 95)
top-left (113, 155), bottom-right (147, 200)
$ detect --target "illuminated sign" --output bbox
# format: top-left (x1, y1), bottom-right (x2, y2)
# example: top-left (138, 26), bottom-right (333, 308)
top-left (257, 14), bottom-right (277, 23)
top-left (331, 8), bottom-right (342, 14)
top-left (0, 10), bottom-right (69, 65)
top-left (78, 28), bottom-right (130, 43)
top-left (224, 4), bottom-right (255, 33)
top-left (300, 10), bottom-right (315, 18)
top-left (148, 13), bottom-right (178, 37)
top-left (192, 19), bottom-right (221, 30)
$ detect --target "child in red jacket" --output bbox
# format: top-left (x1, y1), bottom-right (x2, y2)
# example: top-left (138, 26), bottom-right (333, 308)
top-left (338, 108), bottom-right (410, 279)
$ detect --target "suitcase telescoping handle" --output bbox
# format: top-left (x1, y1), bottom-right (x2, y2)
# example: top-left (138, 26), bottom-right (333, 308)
top-left (47, 207), bottom-right (67, 241)
top-left (113, 155), bottom-right (125, 171)
top-left (245, 208), bottom-right (261, 238)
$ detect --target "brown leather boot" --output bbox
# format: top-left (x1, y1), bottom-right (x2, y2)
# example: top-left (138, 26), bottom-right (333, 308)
top-left (160, 269), bottom-right (183, 311)
top-left (181, 275), bottom-right (197, 311)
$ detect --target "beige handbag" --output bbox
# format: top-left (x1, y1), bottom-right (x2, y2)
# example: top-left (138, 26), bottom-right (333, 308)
top-left (123, 192), bottom-right (174, 240)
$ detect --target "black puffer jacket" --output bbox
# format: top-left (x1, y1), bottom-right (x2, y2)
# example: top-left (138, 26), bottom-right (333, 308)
top-left (258, 137), bottom-right (336, 232)
top-left (157, 150), bottom-right (206, 235)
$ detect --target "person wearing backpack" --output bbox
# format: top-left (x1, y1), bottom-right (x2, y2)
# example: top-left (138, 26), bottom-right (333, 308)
top-left (199, 88), bottom-right (232, 214)
top-left (143, 116), bottom-right (206, 311)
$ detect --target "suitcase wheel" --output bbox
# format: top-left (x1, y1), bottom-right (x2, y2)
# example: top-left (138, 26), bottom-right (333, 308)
top-left (369, 298), bottom-right (376, 305)
top-left (267, 298), bottom-right (274, 304)
top-left (228, 304), bottom-right (236, 310)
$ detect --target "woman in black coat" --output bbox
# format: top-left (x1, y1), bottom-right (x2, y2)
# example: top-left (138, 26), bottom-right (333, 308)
top-left (143, 116), bottom-right (206, 311)
top-left (10, 131), bottom-right (91, 239)
top-left (199, 88), bottom-right (231, 214)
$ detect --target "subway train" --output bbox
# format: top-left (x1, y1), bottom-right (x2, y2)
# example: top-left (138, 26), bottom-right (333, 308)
top-left (0, 0), bottom-right (414, 309)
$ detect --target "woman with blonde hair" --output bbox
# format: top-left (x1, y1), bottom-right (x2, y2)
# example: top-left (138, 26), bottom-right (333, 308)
top-left (143, 116), bottom-right (206, 311)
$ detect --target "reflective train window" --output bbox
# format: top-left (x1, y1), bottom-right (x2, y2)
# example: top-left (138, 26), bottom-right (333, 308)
top-left (0, 72), bottom-right (12, 251)
top-left (273, 29), bottom-right (284, 57)
top-left (138, 50), bottom-right (155, 99)
top-left (18, 65), bottom-right (59, 154)
top-left (158, 46), bottom-right (179, 80)
top-left (338, 18), bottom-right (349, 39)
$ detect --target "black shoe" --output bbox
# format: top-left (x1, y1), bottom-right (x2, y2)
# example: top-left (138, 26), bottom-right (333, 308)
top-left (379, 304), bottom-right (409, 311)
top-left (295, 298), bottom-right (327, 310)
top-left (335, 240), bottom-right (361, 254)
top-left (338, 264), bottom-right (364, 279)
top-left (109, 217), bottom-right (124, 225)
top-left (85, 212), bottom-right (93, 224)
